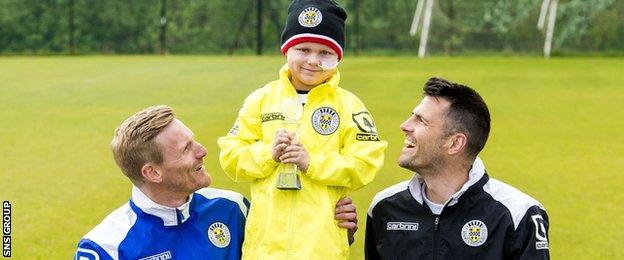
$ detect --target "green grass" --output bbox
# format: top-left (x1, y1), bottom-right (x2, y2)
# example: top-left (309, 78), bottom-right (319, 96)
top-left (0, 56), bottom-right (622, 259)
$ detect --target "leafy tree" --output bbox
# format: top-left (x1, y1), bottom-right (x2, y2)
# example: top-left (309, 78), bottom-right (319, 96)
top-left (0, 0), bottom-right (622, 55)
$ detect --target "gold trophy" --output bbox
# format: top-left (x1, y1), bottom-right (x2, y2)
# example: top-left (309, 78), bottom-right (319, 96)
top-left (276, 98), bottom-right (303, 190)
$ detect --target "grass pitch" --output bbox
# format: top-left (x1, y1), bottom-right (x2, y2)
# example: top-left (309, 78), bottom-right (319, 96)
top-left (0, 56), bottom-right (622, 259)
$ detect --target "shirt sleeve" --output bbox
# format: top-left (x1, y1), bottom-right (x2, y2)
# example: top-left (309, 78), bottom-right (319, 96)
top-left (237, 198), bottom-right (250, 253)
top-left (75, 239), bottom-right (114, 260)
top-left (304, 105), bottom-right (387, 190)
top-left (364, 213), bottom-right (382, 260)
top-left (505, 206), bottom-right (550, 259)
top-left (217, 90), bottom-right (279, 182)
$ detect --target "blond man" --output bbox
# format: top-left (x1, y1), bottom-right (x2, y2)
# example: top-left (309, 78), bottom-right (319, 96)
top-left (75, 105), bottom-right (357, 260)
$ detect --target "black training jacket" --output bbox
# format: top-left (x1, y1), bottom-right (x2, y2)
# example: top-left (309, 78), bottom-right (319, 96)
top-left (365, 158), bottom-right (550, 260)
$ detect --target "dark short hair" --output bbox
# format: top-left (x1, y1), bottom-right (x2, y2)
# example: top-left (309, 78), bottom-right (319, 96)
top-left (424, 77), bottom-right (490, 158)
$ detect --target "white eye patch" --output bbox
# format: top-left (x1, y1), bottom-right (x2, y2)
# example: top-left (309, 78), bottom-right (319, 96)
top-left (319, 60), bottom-right (339, 70)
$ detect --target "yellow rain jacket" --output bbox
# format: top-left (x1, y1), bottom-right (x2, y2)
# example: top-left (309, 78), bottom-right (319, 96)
top-left (218, 64), bottom-right (387, 259)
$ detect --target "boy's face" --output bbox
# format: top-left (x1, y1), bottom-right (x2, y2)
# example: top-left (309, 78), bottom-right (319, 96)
top-left (286, 42), bottom-right (339, 91)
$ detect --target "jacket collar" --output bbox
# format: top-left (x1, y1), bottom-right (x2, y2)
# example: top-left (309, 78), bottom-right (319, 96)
top-left (130, 186), bottom-right (193, 226)
top-left (278, 63), bottom-right (340, 97)
top-left (408, 157), bottom-right (486, 207)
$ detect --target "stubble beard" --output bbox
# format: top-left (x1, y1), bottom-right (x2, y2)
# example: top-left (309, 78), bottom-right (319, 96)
top-left (398, 145), bottom-right (446, 176)
top-left (165, 168), bottom-right (210, 195)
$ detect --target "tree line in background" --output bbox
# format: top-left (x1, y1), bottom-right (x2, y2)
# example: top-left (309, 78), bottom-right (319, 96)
top-left (0, 0), bottom-right (622, 55)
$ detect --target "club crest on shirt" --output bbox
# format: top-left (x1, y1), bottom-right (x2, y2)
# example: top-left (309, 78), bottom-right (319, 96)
top-left (312, 107), bottom-right (339, 135)
top-left (461, 220), bottom-right (488, 247)
top-left (207, 222), bottom-right (231, 248)
top-left (298, 7), bottom-right (323, 27)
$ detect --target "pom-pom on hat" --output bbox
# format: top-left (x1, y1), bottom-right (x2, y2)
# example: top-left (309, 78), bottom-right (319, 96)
top-left (280, 0), bottom-right (347, 60)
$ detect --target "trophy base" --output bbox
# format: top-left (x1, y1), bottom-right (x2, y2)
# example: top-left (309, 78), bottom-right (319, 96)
top-left (276, 171), bottom-right (302, 190)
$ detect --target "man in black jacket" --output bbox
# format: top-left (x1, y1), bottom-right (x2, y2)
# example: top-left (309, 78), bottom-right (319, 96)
top-left (365, 77), bottom-right (550, 259)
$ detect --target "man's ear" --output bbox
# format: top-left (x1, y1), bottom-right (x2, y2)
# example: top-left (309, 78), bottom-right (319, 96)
top-left (446, 133), bottom-right (467, 156)
top-left (141, 163), bottom-right (162, 183)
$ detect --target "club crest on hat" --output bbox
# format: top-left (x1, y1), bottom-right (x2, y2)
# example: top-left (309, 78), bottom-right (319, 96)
top-left (461, 220), bottom-right (488, 247)
top-left (298, 7), bottom-right (323, 27)
top-left (207, 222), bottom-right (231, 248)
top-left (312, 107), bottom-right (339, 135)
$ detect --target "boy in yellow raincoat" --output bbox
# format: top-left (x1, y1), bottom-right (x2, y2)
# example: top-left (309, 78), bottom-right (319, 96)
top-left (218, 0), bottom-right (387, 258)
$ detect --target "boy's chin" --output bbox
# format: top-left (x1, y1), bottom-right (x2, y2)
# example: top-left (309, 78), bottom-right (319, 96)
top-left (300, 77), bottom-right (327, 87)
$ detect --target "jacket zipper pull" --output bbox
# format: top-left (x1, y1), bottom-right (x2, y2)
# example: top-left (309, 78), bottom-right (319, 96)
top-left (434, 216), bottom-right (440, 231)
